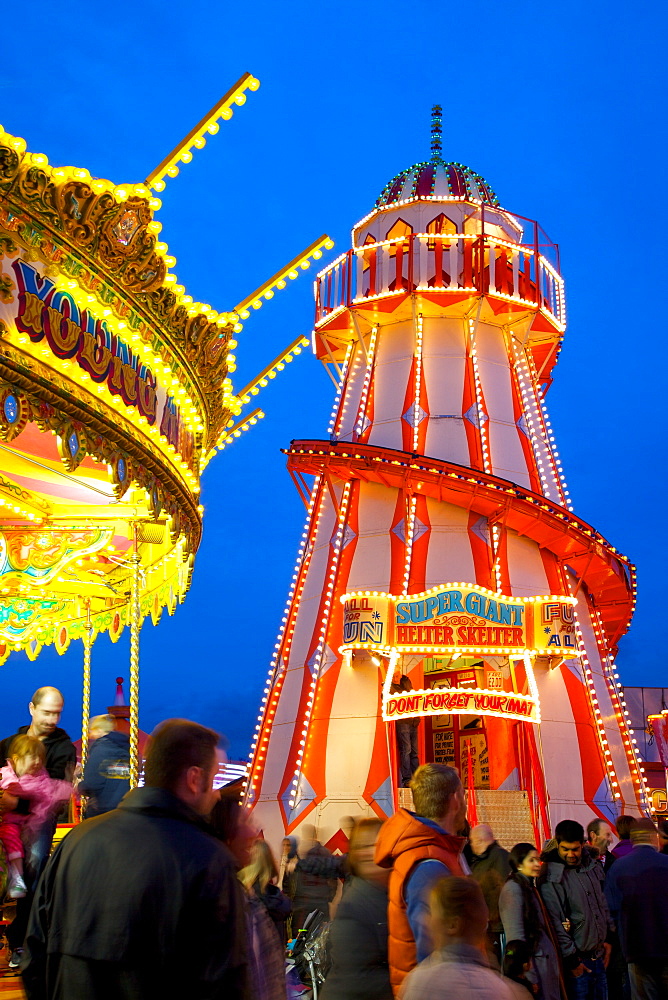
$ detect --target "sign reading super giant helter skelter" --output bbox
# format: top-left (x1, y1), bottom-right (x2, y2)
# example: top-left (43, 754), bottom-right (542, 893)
top-left (341, 584), bottom-right (579, 656)
top-left (340, 584), bottom-right (580, 725)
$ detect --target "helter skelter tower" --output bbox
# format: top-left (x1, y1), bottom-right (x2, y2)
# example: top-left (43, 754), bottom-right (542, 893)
top-left (245, 109), bottom-right (651, 850)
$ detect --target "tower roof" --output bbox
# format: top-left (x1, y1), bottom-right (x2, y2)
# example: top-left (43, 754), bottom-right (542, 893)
top-left (375, 159), bottom-right (499, 208)
top-left (375, 105), bottom-right (499, 208)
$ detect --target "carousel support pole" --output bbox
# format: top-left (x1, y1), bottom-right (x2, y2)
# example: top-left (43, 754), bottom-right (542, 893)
top-left (81, 599), bottom-right (93, 770)
top-left (129, 524), bottom-right (142, 788)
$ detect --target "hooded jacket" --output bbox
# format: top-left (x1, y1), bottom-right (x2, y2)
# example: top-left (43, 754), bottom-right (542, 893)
top-left (0, 726), bottom-right (76, 781)
top-left (375, 808), bottom-right (466, 995)
top-left (78, 730), bottom-right (131, 817)
top-left (538, 846), bottom-right (613, 969)
top-left (0, 764), bottom-right (71, 839)
top-left (0, 725), bottom-right (76, 822)
top-left (320, 875), bottom-right (391, 1000)
top-left (22, 786), bottom-right (249, 1000)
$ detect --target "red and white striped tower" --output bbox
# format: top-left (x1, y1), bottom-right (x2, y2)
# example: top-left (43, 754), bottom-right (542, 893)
top-left (245, 109), bottom-right (650, 851)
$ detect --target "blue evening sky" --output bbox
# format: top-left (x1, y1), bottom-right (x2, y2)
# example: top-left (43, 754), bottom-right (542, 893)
top-left (0, 0), bottom-right (665, 757)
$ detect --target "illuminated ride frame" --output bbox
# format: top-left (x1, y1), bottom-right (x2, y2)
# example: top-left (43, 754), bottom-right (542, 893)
top-left (0, 75), bottom-right (333, 781)
top-left (245, 108), bottom-right (651, 850)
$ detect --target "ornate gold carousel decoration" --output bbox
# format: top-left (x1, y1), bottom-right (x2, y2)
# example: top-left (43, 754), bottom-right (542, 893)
top-left (0, 73), bottom-right (333, 777)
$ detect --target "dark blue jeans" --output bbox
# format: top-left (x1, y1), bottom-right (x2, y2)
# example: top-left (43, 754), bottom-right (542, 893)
top-left (396, 722), bottom-right (419, 786)
top-left (568, 957), bottom-right (608, 1000)
top-left (628, 962), bottom-right (668, 1000)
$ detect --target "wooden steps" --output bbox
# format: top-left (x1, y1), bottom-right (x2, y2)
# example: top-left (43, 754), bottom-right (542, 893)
top-left (0, 946), bottom-right (25, 999)
top-left (0, 904), bottom-right (25, 999)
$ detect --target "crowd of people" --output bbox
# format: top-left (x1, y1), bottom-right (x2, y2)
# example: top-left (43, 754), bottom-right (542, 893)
top-left (0, 689), bottom-right (667, 1000)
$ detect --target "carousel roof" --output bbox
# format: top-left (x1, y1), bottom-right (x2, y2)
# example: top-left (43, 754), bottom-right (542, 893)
top-left (0, 76), bottom-right (334, 661)
top-left (375, 105), bottom-right (499, 208)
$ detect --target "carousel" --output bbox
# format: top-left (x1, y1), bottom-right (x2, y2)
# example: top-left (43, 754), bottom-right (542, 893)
top-left (0, 72), bottom-right (333, 785)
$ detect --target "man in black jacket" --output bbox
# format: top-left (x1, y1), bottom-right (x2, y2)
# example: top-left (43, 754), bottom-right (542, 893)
top-left (539, 819), bottom-right (613, 1000)
top-left (604, 819), bottom-right (668, 1000)
top-left (292, 824), bottom-right (338, 933)
top-left (0, 687), bottom-right (76, 968)
top-left (464, 823), bottom-right (511, 965)
top-left (586, 818), bottom-right (616, 874)
top-left (0, 686), bottom-right (76, 783)
top-left (22, 718), bottom-right (249, 1000)
top-left (78, 715), bottom-right (130, 817)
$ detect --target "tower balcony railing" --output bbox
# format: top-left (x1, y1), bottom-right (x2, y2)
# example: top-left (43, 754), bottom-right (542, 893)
top-left (315, 230), bottom-right (565, 330)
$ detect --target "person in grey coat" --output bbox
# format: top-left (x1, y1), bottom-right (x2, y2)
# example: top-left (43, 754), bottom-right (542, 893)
top-left (538, 820), bottom-right (613, 1000)
top-left (400, 877), bottom-right (526, 1000)
top-left (499, 842), bottom-right (566, 1000)
top-left (321, 817), bottom-right (391, 1000)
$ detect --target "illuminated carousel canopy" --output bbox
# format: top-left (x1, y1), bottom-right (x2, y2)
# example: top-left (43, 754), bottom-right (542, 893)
top-left (0, 75), bottom-right (333, 665)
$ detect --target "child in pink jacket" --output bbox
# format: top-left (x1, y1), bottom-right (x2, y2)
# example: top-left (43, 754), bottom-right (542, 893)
top-left (0, 733), bottom-right (72, 898)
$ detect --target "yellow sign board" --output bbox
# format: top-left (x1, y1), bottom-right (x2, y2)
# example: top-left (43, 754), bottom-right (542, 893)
top-left (384, 686), bottom-right (538, 723)
top-left (341, 583), bottom-right (578, 656)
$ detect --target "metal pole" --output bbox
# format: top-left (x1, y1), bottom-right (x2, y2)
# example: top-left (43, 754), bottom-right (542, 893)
top-left (80, 599), bottom-right (93, 770)
top-left (129, 524), bottom-right (141, 787)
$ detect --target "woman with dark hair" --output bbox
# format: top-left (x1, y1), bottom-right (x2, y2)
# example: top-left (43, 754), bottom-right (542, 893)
top-left (320, 817), bottom-right (392, 1000)
top-left (611, 814), bottom-right (636, 859)
top-left (499, 843), bottom-right (565, 1000)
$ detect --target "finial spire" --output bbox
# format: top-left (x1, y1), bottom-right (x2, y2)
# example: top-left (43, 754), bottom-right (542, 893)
top-left (430, 104), bottom-right (442, 161)
top-left (115, 677), bottom-right (125, 706)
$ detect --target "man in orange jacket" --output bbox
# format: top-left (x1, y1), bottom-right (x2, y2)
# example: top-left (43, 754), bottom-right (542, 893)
top-left (374, 762), bottom-right (469, 995)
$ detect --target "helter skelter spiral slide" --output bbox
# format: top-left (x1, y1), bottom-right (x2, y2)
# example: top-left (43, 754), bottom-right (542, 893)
top-left (245, 106), bottom-right (650, 851)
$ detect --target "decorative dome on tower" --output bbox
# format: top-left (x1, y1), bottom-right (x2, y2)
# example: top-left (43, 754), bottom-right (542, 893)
top-left (375, 105), bottom-right (499, 207)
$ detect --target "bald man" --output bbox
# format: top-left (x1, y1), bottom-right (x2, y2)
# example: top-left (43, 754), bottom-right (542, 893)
top-left (0, 686), bottom-right (76, 969)
top-left (0, 686), bottom-right (76, 780)
top-left (463, 823), bottom-right (511, 965)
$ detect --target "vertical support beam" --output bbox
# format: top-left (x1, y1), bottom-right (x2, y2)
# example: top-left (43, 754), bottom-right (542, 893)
top-left (129, 524), bottom-right (142, 788)
top-left (80, 599), bottom-right (93, 771)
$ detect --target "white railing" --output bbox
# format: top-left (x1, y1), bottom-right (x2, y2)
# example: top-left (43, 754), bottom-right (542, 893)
top-left (315, 231), bottom-right (564, 328)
